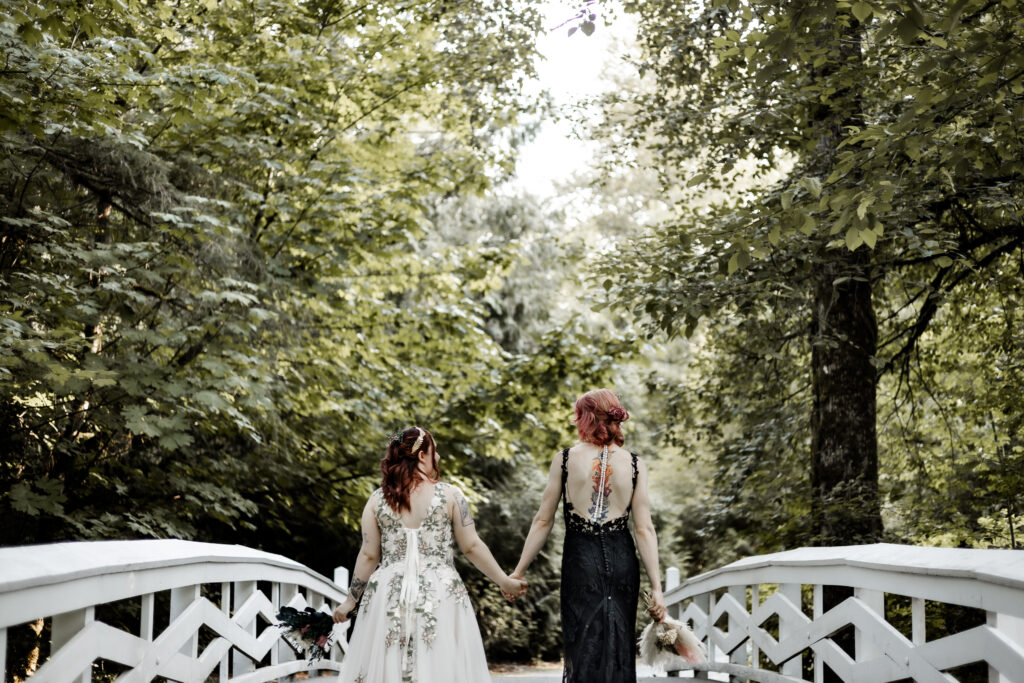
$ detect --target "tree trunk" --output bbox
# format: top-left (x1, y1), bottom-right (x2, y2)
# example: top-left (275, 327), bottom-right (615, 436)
top-left (810, 250), bottom-right (882, 544)
top-left (808, 10), bottom-right (883, 546)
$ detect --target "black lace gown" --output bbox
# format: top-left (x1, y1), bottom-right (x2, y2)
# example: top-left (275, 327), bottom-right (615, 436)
top-left (559, 448), bottom-right (640, 683)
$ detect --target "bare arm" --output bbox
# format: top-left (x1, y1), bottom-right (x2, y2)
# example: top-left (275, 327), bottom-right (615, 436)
top-left (333, 493), bottom-right (382, 623)
top-left (451, 486), bottom-right (526, 597)
top-left (513, 451), bottom-right (562, 578)
top-left (631, 458), bottom-right (666, 619)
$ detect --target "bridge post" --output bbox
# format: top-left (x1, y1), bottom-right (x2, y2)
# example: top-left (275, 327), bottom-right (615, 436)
top-left (812, 584), bottom-right (823, 683)
top-left (220, 582), bottom-right (231, 683)
top-left (988, 611), bottom-right (1024, 683)
top-left (692, 591), bottom-right (712, 681)
top-left (728, 585), bottom-right (748, 670)
top-left (233, 580), bottom-right (257, 675)
top-left (278, 583), bottom-right (299, 680)
top-left (854, 587), bottom-right (884, 665)
top-left (140, 593), bottom-right (155, 642)
top-left (52, 606), bottom-right (94, 683)
top-left (1, 626), bottom-right (7, 683)
top-left (778, 583), bottom-right (801, 678)
top-left (169, 584), bottom-right (200, 658)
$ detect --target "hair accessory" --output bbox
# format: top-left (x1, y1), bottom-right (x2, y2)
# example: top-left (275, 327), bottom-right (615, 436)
top-left (387, 429), bottom-right (403, 446)
top-left (411, 427), bottom-right (425, 454)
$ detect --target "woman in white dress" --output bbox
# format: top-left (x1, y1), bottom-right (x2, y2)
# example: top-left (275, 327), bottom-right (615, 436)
top-left (333, 426), bottom-right (526, 682)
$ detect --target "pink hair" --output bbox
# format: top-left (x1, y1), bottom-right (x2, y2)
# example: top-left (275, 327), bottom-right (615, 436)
top-left (574, 389), bottom-right (629, 446)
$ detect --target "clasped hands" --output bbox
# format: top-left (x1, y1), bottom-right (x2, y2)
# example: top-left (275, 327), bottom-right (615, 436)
top-left (500, 571), bottom-right (528, 603)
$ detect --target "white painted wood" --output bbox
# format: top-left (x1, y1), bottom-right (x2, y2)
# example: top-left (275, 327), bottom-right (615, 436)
top-left (988, 612), bottom-right (1024, 683)
top-left (751, 583), bottom-right (761, 674)
top-left (727, 585), bottom-right (747, 667)
top-left (663, 544), bottom-right (1024, 682)
top-left (812, 584), bottom-right (823, 683)
top-left (667, 567), bottom-right (680, 591)
top-left (52, 606), bottom-right (95, 683)
top-left (333, 566), bottom-right (349, 589)
top-left (0, 540), bottom-right (344, 629)
top-left (221, 581), bottom-right (231, 683)
top-left (277, 583), bottom-right (298, 672)
top-left (232, 580), bottom-right (257, 676)
top-left (663, 544), bottom-right (1024, 616)
top-left (1, 626), bottom-right (7, 683)
top-left (140, 593), bottom-right (154, 641)
top-left (170, 584), bottom-right (200, 658)
top-left (912, 596), bottom-right (926, 645)
top-left (777, 583), bottom-right (802, 677)
top-left (0, 541), bottom-right (346, 683)
top-left (853, 587), bottom-right (884, 662)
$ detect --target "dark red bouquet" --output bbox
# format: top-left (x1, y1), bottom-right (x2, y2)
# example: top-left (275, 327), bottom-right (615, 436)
top-left (275, 606), bottom-right (335, 663)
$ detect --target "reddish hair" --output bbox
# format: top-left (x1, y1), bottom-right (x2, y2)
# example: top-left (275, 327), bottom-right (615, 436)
top-left (381, 426), bottom-right (437, 513)
top-left (574, 389), bottom-right (629, 446)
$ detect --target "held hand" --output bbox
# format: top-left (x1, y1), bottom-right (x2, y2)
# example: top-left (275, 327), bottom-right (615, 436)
top-left (510, 570), bottom-right (528, 598)
top-left (333, 598), bottom-right (356, 624)
top-left (647, 589), bottom-right (667, 623)
top-left (499, 573), bottom-right (527, 602)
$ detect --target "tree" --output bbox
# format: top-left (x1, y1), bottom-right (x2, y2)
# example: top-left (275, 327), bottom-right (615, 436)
top-left (606, 0), bottom-right (1024, 547)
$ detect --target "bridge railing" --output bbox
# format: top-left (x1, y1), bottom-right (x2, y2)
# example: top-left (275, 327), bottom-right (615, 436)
top-left (0, 540), bottom-right (349, 683)
top-left (662, 543), bottom-right (1024, 682)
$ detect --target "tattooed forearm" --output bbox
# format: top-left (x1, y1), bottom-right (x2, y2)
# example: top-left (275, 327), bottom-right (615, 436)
top-left (348, 578), bottom-right (367, 602)
top-left (458, 495), bottom-right (474, 527)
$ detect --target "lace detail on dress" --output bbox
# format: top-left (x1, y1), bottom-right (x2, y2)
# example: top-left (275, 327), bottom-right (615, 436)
top-left (565, 510), bottom-right (630, 534)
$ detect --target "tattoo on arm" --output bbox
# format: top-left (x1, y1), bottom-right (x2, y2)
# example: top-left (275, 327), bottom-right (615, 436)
top-left (348, 578), bottom-right (367, 603)
top-left (458, 494), bottom-right (474, 527)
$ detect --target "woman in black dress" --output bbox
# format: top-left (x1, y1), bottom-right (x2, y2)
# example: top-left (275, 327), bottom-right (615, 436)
top-left (512, 389), bottom-right (666, 683)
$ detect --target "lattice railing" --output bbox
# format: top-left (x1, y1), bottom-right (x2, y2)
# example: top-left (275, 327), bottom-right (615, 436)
top-left (0, 540), bottom-right (349, 683)
top-left (662, 543), bottom-right (1024, 682)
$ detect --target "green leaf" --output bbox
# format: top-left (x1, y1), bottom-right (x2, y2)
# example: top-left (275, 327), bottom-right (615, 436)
top-left (17, 22), bottom-right (43, 45)
top-left (861, 228), bottom-right (877, 249)
top-left (687, 172), bottom-right (709, 187)
top-left (897, 16), bottom-right (920, 42)
top-left (846, 227), bottom-right (863, 251)
top-left (852, 2), bottom-right (874, 23)
top-left (800, 214), bottom-right (816, 235)
top-left (727, 253), bottom-right (739, 274)
top-left (800, 177), bottom-right (822, 199)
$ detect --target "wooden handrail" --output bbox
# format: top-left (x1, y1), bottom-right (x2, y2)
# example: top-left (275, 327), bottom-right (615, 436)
top-left (0, 540), bottom-right (349, 683)
top-left (661, 543), bottom-right (1024, 683)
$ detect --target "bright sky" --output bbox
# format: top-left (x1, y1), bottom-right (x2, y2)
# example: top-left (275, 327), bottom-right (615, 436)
top-left (512, 1), bottom-right (633, 197)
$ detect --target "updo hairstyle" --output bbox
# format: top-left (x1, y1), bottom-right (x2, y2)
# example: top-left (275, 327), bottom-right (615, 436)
top-left (574, 389), bottom-right (629, 447)
top-left (380, 426), bottom-right (437, 513)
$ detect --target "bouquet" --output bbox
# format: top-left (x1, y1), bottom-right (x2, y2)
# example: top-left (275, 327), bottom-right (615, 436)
top-left (275, 606), bottom-right (335, 664)
top-left (637, 591), bottom-right (707, 670)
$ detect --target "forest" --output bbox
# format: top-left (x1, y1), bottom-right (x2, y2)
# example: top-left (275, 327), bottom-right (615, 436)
top-left (1, 0), bottom-right (1022, 665)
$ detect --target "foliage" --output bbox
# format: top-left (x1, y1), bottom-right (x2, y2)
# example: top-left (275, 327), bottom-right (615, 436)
top-left (597, 0), bottom-right (1024, 561)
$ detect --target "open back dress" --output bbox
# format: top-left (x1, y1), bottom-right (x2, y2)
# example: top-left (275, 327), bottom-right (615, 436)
top-left (338, 483), bottom-right (491, 683)
top-left (559, 447), bottom-right (640, 683)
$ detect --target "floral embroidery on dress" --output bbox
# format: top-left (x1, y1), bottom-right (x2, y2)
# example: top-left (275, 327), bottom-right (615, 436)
top-left (446, 576), bottom-right (470, 605)
top-left (373, 483), bottom-right (460, 655)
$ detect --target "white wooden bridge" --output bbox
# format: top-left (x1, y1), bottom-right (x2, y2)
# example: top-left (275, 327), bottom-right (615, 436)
top-left (0, 541), bottom-right (1021, 682)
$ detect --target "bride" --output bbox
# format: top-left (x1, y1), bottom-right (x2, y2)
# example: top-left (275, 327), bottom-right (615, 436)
top-left (333, 426), bottom-right (526, 682)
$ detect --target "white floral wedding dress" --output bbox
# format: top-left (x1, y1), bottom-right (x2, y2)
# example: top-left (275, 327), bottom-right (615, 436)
top-left (337, 483), bottom-right (492, 682)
